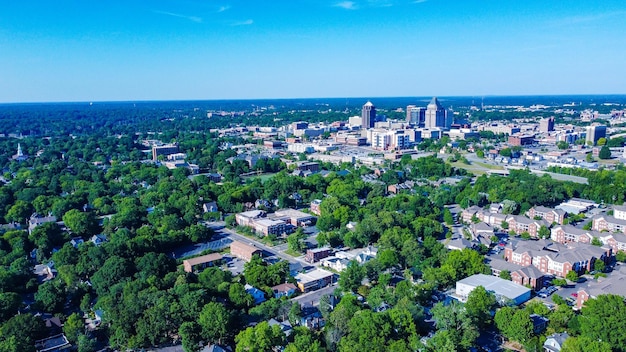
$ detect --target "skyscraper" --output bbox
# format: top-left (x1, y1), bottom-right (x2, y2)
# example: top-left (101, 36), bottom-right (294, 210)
top-left (406, 105), bottom-right (425, 126)
top-left (425, 97), bottom-right (447, 129)
top-left (539, 117), bottom-right (555, 133)
top-left (361, 101), bottom-right (376, 129)
top-left (586, 125), bottom-right (607, 146)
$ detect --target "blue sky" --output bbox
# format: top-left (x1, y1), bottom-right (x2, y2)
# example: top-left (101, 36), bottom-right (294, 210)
top-left (1, 0), bottom-right (625, 102)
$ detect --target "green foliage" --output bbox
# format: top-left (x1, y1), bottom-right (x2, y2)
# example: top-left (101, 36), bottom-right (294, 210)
top-left (287, 228), bottom-right (307, 253)
top-left (0, 314), bottom-right (47, 352)
top-left (593, 258), bottom-right (606, 273)
top-left (338, 308), bottom-right (419, 352)
top-left (34, 279), bottom-right (66, 313)
top-left (431, 301), bottom-right (479, 350)
top-left (499, 270), bottom-right (511, 280)
top-left (495, 307), bottom-right (533, 345)
top-left (566, 270), bottom-right (579, 282)
top-left (339, 260), bottom-right (365, 293)
top-left (285, 327), bottom-right (325, 352)
top-left (63, 313), bottom-right (85, 344)
top-left (465, 286), bottom-right (497, 328)
top-left (235, 321), bottom-right (285, 352)
top-left (561, 336), bottom-right (612, 352)
top-left (598, 146), bottom-right (611, 159)
top-left (591, 236), bottom-right (603, 246)
top-left (579, 294), bottom-right (626, 351)
top-left (0, 293), bottom-right (21, 324)
top-left (244, 256), bottom-right (289, 289)
top-left (616, 250), bottom-right (626, 262)
top-left (62, 209), bottom-right (98, 236)
top-left (199, 302), bottom-right (231, 345)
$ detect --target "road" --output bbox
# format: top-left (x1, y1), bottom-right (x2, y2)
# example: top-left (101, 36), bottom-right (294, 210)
top-left (219, 227), bottom-right (310, 265)
top-left (292, 283), bottom-right (337, 308)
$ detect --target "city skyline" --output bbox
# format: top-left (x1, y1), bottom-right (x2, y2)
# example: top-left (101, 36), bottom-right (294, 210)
top-left (1, 0), bottom-right (626, 103)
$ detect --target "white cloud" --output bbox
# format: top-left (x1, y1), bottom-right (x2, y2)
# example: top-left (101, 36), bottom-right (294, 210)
top-left (217, 5), bottom-right (231, 13)
top-left (230, 19), bottom-right (253, 26)
top-left (153, 10), bottom-right (202, 23)
top-left (334, 1), bottom-right (358, 10)
top-left (413, 0), bottom-right (427, 3)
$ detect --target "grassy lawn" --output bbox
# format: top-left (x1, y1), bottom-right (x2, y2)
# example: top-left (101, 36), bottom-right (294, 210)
top-left (284, 249), bottom-right (303, 257)
top-left (449, 160), bottom-right (504, 175)
top-left (242, 172), bottom-right (277, 182)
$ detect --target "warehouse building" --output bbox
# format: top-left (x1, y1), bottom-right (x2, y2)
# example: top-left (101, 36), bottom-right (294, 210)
top-left (456, 274), bottom-right (531, 306)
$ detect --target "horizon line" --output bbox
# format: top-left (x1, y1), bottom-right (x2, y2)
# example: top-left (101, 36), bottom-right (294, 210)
top-left (2, 93), bottom-right (626, 106)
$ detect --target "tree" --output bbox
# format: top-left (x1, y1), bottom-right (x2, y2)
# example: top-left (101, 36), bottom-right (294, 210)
top-left (597, 137), bottom-right (607, 146)
top-left (235, 321), bottom-right (285, 352)
top-left (443, 208), bottom-right (454, 225)
top-left (229, 283), bottom-right (254, 308)
top-left (566, 270), bottom-right (579, 282)
top-left (0, 314), bottom-right (47, 352)
top-left (594, 258), bottom-right (606, 273)
top-left (431, 301), bottom-right (478, 349)
top-left (495, 307), bottom-right (533, 345)
top-left (62, 209), bottom-right (97, 236)
top-left (179, 322), bottom-right (202, 352)
top-left (561, 336), bottom-right (612, 352)
top-left (0, 292), bottom-right (21, 323)
top-left (465, 286), bottom-right (497, 328)
top-left (538, 225), bottom-right (550, 239)
top-left (287, 228), bottom-right (307, 253)
top-left (77, 334), bottom-right (98, 352)
top-left (91, 256), bottom-right (134, 296)
top-left (339, 260), bottom-right (365, 293)
top-left (579, 294), bottom-right (626, 351)
top-left (591, 237), bottom-right (603, 246)
top-left (476, 149), bottom-right (485, 158)
top-left (598, 146), bottom-right (611, 160)
top-left (500, 270), bottom-right (512, 280)
top-left (35, 279), bottom-right (66, 313)
top-left (616, 250), bottom-right (626, 263)
top-left (285, 327), bottom-right (324, 352)
top-left (288, 302), bottom-right (302, 326)
top-left (557, 141), bottom-right (570, 150)
top-left (199, 302), bottom-right (231, 345)
top-left (63, 313), bottom-right (85, 344)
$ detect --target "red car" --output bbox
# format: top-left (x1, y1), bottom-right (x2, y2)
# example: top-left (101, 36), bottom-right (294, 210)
top-left (571, 292), bottom-right (578, 298)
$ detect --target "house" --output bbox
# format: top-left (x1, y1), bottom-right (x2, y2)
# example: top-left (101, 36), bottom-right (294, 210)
top-left (527, 206), bottom-right (567, 225)
top-left (530, 314), bottom-right (549, 334)
top-left (508, 215), bottom-right (549, 238)
top-left (600, 232), bottom-right (626, 253)
top-left (271, 283), bottom-right (298, 299)
top-left (90, 234), bottom-right (107, 246)
top-left (592, 215), bottom-right (626, 233)
top-left (230, 241), bottom-right (262, 262)
top-left (575, 264), bottom-right (626, 309)
top-left (447, 238), bottom-right (473, 251)
top-left (294, 268), bottom-right (334, 292)
top-left (200, 344), bottom-right (231, 352)
top-left (305, 248), bottom-right (332, 263)
top-left (472, 222), bottom-right (494, 240)
top-left (35, 334), bottom-right (71, 352)
top-left (504, 239), bottom-right (611, 278)
top-left (202, 201), bottom-right (219, 213)
top-left (543, 332), bottom-right (569, 352)
top-left (70, 238), bottom-right (84, 248)
top-left (550, 225), bottom-right (597, 245)
top-left (206, 173), bottom-right (223, 183)
top-left (28, 213), bottom-right (57, 234)
top-left (245, 284), bottom-right (266, 305)
top-left (183, 253), bottom-right (223, 273)
top-left (510, 265), bottom-right (550, 290)
top-left (320, 257), bottom-right (350, 272)
top-left (268, 318), bottom-right (293, 336)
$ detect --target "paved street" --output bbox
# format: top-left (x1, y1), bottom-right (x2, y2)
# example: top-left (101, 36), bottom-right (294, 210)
top-left (292, 283), bottom-right (337, 307)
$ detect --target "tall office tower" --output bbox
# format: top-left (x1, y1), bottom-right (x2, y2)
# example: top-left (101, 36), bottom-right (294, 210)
top-left (425, 97), bottom-right (447, 129)
top-left (361, 101), bottom-right (376, 129)
top-left (586, 125), bottom-right (607, 146)
top-left (406, 105), bottom-right (425, 126)
top-left (539, 117), bottom-right (555, 133)
top-left (406, 105), bottom-right (416, 123)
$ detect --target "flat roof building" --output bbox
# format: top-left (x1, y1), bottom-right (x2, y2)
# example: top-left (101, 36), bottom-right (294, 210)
top-left (183, 253), bottom-right (223, 273)
top-left (456, 274), bottom-right (531, 306)
top-left (230, 240), bottom-right (262, 262)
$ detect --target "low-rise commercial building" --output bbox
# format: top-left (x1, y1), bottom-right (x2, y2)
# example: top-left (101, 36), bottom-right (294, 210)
top-left (294, 268), bottom-right (334, 292)
top-left (456, 274), bottom-right (531, 305)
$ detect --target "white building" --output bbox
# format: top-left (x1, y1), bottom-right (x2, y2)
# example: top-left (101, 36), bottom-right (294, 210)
top-left (456, 274), bottom-right (531, 306)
